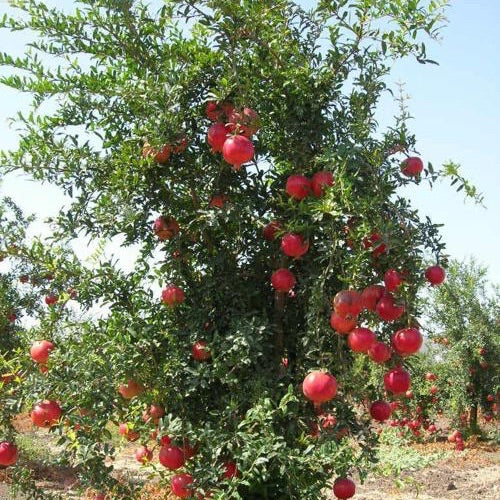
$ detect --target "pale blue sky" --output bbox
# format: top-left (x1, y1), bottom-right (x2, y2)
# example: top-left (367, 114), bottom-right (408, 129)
top-left (0, 1), bottom-right (498, 283)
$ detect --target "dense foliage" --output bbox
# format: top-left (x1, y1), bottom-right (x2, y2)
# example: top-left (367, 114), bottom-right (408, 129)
top-left (1, 1), bottom-right (487, 498)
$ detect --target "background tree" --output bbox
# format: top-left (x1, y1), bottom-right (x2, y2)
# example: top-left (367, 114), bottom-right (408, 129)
top-left (0, 1), bottom-right (481, 498)
top-left (424, 258), bottom-right (499, 432)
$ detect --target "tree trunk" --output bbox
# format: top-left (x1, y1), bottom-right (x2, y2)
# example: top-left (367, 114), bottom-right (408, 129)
top-left (469, 403), bottom-right (478, 431)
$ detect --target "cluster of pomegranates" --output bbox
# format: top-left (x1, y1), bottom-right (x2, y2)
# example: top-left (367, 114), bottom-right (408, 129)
top-left (115, 381), bottom-right (235, 497)
top-left (142, 136), bottom-right (188, 164)
top-left (206, 100), bottom-right (259, 171)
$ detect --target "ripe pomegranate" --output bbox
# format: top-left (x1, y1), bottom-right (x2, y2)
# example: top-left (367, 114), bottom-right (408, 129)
top-left (205, 101), bottom-right (219, 121)
top-left (280, 233), bottom-right (309, 258)
top-left (154, 145), bottom-right (171, 164)
top-left (160, 435), bottom-right (172, 446)
top-left (479, 347), bottom-right (486, 356)
top-left (209, 194), bottom-right (229, 208)
top-left (19, 274), bottom-right (29, 283)
top-left (384, 269), bottom-right (403, 292)
top-left (392, 327), bottom-right (423, 355)
top-left (370, 400), bottom-right (392, 422)
top-left (428, 424), bottom-right (437, 433)
top-left (159, 445), bottom-right (185, 470)
top-left (430, 385), bottom-right (438, 395)
top-left (333, 477), bottom-right (356, 499)
top-left (135, 446), bottom-right (153, 464)
top-left (425, 372), bottom-right (437, 381)
top-left (222, 135), bottom-right (254, 170)
top-left (360, 284), bottom-right (385, 311)
top-left (333, 290), bottom-right (363, 317)
top-left (448, 430), bottom-right (462, 443)
top-left (118, 379), bottom-right (144, 399)
top-left (271, 268), bottom-right (296, 292)
top-left (227, 107), bottom-right (260, 137)
top-left (368, 342), bottom-right (392, 363)
top-left (170, 473), bottom-right (193, 498)
top-left (207, 122), bottom-right (228, 152)
top-left (153, 216), bottom-right (180, 240)
top-left (487, 394), bottom-right (494, 402)
top-left (0, 442), bottom-right (18, 466)
top-left (330, 311), bottom-right (357, 334)
top-left (45, 294), bottom-right (59, 306)
top-left (319, 413), bottom-right (337, 429)
top-left (347, 327), bottom-right (376, 353)
top-left (405, 390), bottom-right (414, 398)
top-left (161, 285), bottom-right (185, 307)
top-left (362, 231), bottom-right (387, 256)
top-left (192, 341), bottom-right (211, 361)
top-left (401, 157), bottom-right (423, 177)
top-left (31, 400), bottom-right (62, 428)
top-left (286, 174), bottom-right (312, 200)
top-left (223, 461), bottom-right (239, 479)
top-left (425, 265), bottom-right (446, 285)
top-left (384, 366), bottom-right (411, 394)
top-left (263, 220), bottom-right (282, 240)
top-left (302, 371), bottom-right (337, 403)
top-left (376, 294), bottom-right (405, 321)
top-left (311, 171), bottom-right (334, 197)
top-left (30, 340), bottom-right (55, 363)
top-left (143, 404), bottom-right (165, 425)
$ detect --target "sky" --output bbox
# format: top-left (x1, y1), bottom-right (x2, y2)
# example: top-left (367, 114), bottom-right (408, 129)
top-left (0, 0), bottom-right (499, 283)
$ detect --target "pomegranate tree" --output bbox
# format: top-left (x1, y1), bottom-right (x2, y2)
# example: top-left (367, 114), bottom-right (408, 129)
top-left (0, 1), bottom-right (466, 498)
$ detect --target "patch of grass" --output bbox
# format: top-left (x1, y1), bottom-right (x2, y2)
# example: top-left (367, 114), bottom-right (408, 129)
top-left (374, 428), bottom-right (450, 478)
top-left (16, 432), bottom-right (60, 465)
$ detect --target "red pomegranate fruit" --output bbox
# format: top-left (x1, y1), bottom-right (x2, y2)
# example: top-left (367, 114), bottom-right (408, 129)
top-left (281, 233), bottom-right (309, 258)
top-left (153, 216), bottom-right (180, 241)
top-left (207, 122), bottom-right (228, 152)
top-left (222, 135), bottom-right (254, 170)
top-left (333, 477), bottom-right (356, 499)
top-left (159, 445), bottom-right (185, 470)
top-left (384, 269), bottom-right (403, 292)
top-left (347, 327), bottom-right (376, 353)
top-left (263, 220), bottom-right (282, 240)
top-left (384, 367), bottom-right (411, 395)
top-left (311, 171), bottom-right (334, 197)
top-left (118, 379), bottom-right (144, 399)
top-left (192, 341), bottom-right (211, 361)
top-left (330, 312), bottom-right (357, 334)
top-left (161, 285), bottom-right (185, 307)
top-left (135, 446), bottom-right (153, 464)
top-left (370, 400), bottom-right (392, 421)
top-left (285, 175), bottom-right (312, 200)
top-left (401, 157), bottom-right (423, 177)
top-left (302, 371), bottom-right (337, 403)
top-left (425, 265), bottom-right (446, 285)
top-left (360, 284), bottom-right (385, 311)
top-left (376, 294), bottom-right (405, 321)
top-left (31, 400), bottom-right (62, 428)
top-left (30, 340), bottom-right (55, 364)
top-left (333, 290), bottom-right (363, 317)
top-left (0, 442), bottom-right (18, 466)
top-left (170, 473), bottom-right (194, 498)
top-left (392, 327), bottom-right (423, 355)
top-left (271, 268), bottom-right (296, 292)
top-left (368, 342), bottom-right (392, 363)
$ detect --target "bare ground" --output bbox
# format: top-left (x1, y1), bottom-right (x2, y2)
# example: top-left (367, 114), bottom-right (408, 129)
top-left (0, 416), bottom-right (498, 499)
